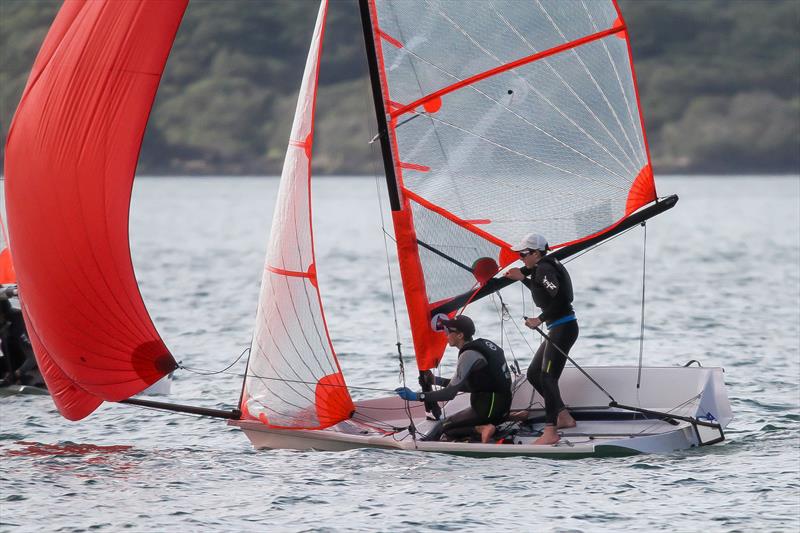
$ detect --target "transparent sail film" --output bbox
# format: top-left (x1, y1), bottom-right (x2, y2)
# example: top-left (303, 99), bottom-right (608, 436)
top-left (365, 0), bottom-right (656, 367)
top-left (242, 0), bottom-right (354, 430)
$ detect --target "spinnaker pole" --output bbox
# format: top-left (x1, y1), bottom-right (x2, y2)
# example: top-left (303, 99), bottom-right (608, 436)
top-left (121, 398), bottom-right (241, 419)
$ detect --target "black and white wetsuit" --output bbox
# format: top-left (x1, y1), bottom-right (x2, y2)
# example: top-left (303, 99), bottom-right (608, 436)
top-left (421, 338), bottom-right (512, 441)
top-left (521, 255), bottom-right (579, 426)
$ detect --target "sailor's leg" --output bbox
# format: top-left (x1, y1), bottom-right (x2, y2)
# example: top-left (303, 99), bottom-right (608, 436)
top-left (539, 321), bottom-right (579, 427)
top-left (526, 341), bottom-right (546, 394)
top-left (439, 407), bottom-right (484, 441)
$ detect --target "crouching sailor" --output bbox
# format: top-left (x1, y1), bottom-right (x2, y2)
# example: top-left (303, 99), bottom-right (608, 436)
top-left (395, 315), bottom-right (512, 442)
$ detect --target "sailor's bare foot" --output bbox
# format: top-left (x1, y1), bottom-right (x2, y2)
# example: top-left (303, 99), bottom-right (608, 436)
top-left (508, 410), bottom-right (529, 422)
top-left (533, 425), bottom-right (560, 445)
top-left (477, 424), bottom-right (496, 443)
top-left (557, 409), bottom-right (576, 429)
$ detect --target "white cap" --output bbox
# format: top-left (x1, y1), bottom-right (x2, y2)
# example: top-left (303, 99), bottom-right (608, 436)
top-left (510, 232), bottom-right (548, 252)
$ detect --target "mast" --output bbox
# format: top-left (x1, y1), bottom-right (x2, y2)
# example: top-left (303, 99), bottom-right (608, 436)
top-left (359, 0), bottom-right (445, 418)
top-left (358, 0), bottom-right (401, 212)
top-left (358, 0), bottom-right (447, 373)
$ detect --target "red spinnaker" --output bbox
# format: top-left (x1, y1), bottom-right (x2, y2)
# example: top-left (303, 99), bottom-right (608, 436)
top-left (4, 0), bottom-right (188, 420)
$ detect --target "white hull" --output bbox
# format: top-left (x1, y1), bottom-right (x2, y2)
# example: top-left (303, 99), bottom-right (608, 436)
top-left (230, 366), bottom-right (732, 458)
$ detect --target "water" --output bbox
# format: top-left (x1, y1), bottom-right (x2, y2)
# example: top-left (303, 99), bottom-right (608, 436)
top-left (1, 176), bottom-right (798, 532)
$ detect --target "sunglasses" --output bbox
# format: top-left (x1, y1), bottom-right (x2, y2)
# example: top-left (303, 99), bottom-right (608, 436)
top-left (519, 249), bottom-right (538, 258)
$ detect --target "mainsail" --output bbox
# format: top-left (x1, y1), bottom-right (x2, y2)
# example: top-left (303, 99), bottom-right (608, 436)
top-left (3, 0), bottom-right (188, 420)
top-left (361, 0), bottom-right (657, 370)
top-left (241, 0), bottom-right (355, 430)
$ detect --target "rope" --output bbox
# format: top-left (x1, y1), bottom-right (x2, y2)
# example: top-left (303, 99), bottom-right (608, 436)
top-left (179, 347), bottom-right (249, 376)
top-left (493, 291), bottom-right (521, 376)
top-left (532, 326), bottom-right (616, 403)
top-left (366, 98), bottom-right (418, 443)
top-left (636, 222), bottom-right (647, 388)
top-left (561, 224), bottom-right (639, 265)
top-left (633, 393), bottom-right (702, 435)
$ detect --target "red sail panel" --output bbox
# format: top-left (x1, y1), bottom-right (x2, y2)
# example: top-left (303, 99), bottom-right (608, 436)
top-left (0, 212), bottom-right (15, 284)
top-left (3, 0), bottom-right (188, 420)
top-left (366, 0), bottom-right (658, 370)
top-left (241, 0), bottom-right (355, 430)
top-left (365, 0), bottom-right (445, 371)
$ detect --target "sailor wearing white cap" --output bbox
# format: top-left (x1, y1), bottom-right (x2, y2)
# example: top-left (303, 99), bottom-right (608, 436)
top-left (504, 232), bottom-right (579, 445)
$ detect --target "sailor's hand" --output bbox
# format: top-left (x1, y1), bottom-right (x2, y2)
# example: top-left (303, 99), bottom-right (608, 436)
top-left (525, 317), bottom-right (542, 329)
top-left (504, 268), bottom-right (524, 281)
top-left (418, 370), bottom-right (434, 388)
top-left (395, 387), bottom-right (419, 401)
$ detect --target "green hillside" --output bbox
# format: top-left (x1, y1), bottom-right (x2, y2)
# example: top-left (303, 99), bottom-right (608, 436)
top-left (1, 0), bottom-right (798, 175)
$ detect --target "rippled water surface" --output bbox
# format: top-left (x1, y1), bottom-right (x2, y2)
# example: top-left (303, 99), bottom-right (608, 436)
top-left (1, 176), bottom-right (798, 532)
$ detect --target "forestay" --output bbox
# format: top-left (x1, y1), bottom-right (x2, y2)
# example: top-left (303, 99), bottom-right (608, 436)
top-left (241, 0), bottom-right (354, 430)
top-left (363, 0), bottom-right (657, 370)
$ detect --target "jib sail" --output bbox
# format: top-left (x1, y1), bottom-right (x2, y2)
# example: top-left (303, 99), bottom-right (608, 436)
top-left (240, 0), bottom-right (355, 430)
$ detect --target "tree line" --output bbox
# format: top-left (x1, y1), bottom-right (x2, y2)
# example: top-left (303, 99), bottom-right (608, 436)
top-left (1, 0), bottom-right (798, 176)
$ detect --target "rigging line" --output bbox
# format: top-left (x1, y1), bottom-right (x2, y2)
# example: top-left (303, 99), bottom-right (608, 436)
top-left (432, 2), bottom-right (633, 182)
top-left (488, 1), bottom-right (639, 172)
top-left (350, 413), bottom-right (402, 434)
top-left (179, 347), bottom-right (249, 376)
top-left (250, 308), bottom-right (324, 405)
top-left (536, 0), bottom-right (639, 163)
top-left (384, 2), bottom-right (465, 214)
top-left (371, 129), bottom-right (402, 349)
top-left (416, 239), bottom-right (473, 273)
top-left (636, 222), bottom-right (647, 388)
top-left (581, 0), bottom-right (645, 159)
top-left (532, 325), bottom-right (615, 403)
top-left (364, 79), bottom-right (419, 439)
top-left (248, 340), bottom-right (317, 408)
top-left (258, 292), bottom-right (325, 391)
top-left (365, 96), bottom-right (417, 440)
top-left (561, 223), bottom-right (638, 264)
top-left (493, 291), bottom-right (522, 376)
top-left (269, 275), bottom-right (330, 377)
top-left (243, 371), bottom-right (399, 393)
top-left (633, 393), bottom-right (702, 436)
top-left (274, 166), bottom-right (335, 378)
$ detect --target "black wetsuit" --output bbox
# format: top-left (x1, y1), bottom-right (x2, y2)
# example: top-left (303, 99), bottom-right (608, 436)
top-left (421, 338), bottom-right (512, 441)
top-left (0, 303), bottom-right (42, 387)
top-left (521, 255), bottom-right (579, 425)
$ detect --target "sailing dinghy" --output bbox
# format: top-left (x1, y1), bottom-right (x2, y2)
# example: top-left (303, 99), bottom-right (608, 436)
top-left (5, 0), bottom-right (731, 457)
